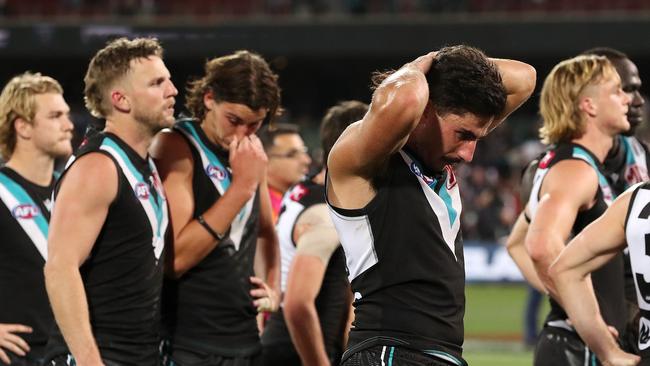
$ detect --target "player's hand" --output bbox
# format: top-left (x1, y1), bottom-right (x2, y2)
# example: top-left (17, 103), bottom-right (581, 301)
top-left (0, 323), bottom-right (32, 364)
top-left (250, 276), bottom-right (279, 313)
top-left (408, 51), bottom-right (438, 75)
top-left (229, 135), bottom-right (268, 195)
top-left (601, 348), bottom-right (640, 366)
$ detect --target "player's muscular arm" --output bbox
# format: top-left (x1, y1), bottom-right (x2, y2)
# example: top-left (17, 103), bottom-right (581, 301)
top-left (489, 59), bottom-right (537, 128)
top-left (525, 160), bottom-right (599, 296)
top-left (151, 131), bottom-right (265, 277)
top-left (284, 204), bottom-right (340, 366)
top-left (250, 175), bottom-right (280, 311)
top-left (328, 53), bottom-right (434, 182)
top-left (44, 153), bottom-right (118, 366)
top-left (505, 211), bottom-right (545, 292)
top-left (550, 189), bottom-right (638, 366)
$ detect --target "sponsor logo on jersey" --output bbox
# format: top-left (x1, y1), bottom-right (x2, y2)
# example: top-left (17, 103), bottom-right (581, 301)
top-left (11, 204), bottom-right (40, 219)
top-left (539, 151), bottom-right (555, 169)
top-left (206, 164), bottom-right (227, 181)
top-left (135, 182), bottom-right (150, 200)
top-left (289, 184), bottom-right (308, 201)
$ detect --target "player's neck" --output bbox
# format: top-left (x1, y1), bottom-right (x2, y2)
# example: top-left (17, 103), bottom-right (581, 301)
top-left (313, 169), bottom-right (326, 185)
top-left (267, 177), bottom-right (289, 195)
top-left (5, 147), bottom-right (55, 186)
top-left (572, 127), bottom-right (614, 163)
top-left (104, 117), bottom-right (155, 159)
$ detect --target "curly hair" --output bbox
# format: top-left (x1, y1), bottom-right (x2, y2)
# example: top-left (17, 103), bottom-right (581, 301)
top-left (84, 37), bottom-right (163, 119)
top-left (0, 72), bottom-right (63, 159)
top-left (185, 50), bottom-right (281, 125)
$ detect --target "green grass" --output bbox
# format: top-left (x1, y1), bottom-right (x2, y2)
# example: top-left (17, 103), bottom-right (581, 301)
top-left (462, 284), bottom-right (549, 365)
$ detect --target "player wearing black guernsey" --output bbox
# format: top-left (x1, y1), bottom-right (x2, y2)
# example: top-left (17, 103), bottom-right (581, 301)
top-left (326, 46), bottom-right (535, 365)
top-left (549, 182), bottom-right (650, 366)
top-left (44, 38), bottom-right (178, 366)
top-left (151, 51), bottom-right (281, 366)
top-left (505, 48), bottom-right (649, 357)
top-left (524, 55), bottom-right (631, 366)
top-left (0, 73), bottom-right (73, 365)
top-left (261, 101), bottom-right (369, 366)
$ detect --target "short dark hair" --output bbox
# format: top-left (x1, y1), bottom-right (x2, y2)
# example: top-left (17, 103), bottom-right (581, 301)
top-left (426, 45), bottom-right (506, 118)
top-left (186, 50), bottom-right (281, 125)
top-left (320, 100), bottom-right (369, 163)
top-left (257, 123), bottom-right (300, 151)
top-left (372, 45), bottom-right (506, 119)
top-left (582, 47), bottom-right (628, 61)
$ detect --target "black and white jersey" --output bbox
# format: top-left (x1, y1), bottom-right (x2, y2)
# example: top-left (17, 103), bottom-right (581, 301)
top-left (45, 131), bottom-right (168, 365)
top-left (605, 135), bottom-right (650, 194)
top-left (162, 119), bottom-right (261, 357)
top-left (261, 179), bottom-right (349, 360)
top-left (0, 167), bottom-right (55, 358)
top-left (327, 149), bottom-right (466, 366)
top-left (528, 143), bottom-right (626, 337)
top-left (625, 182), bottom-right (650, 365)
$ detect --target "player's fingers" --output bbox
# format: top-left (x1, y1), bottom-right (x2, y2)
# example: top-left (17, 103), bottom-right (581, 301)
top-left (3, 333), bottom-right (29, 353)
top-left (0, 348), bottom-right (11, 365)
top-left (250, 288), bottom-right (268, 298)
top-left (2, 325), bottom-right (31, 334)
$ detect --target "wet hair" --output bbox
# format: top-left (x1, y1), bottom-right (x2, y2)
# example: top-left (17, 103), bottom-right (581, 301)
top-left (539, 55), bottom-right (618, 144)
top-left (372, 45), bottom-right (507, 119)
top-left (185, 50), bottom-right (281, 125)
top-left (0, 72), bottom-right (63, 159)
top-left (84, 37), bottom-right (163, 119)
top-left (320, 100), bottom-right (369, 163)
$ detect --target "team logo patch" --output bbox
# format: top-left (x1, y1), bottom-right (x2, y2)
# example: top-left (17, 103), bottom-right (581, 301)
top-left (445, 165), bottom-right (457, 189)
top-left (134, 182), bottom-right (150, 200)
top-left (539, 151), bottom-right (555, 169)
top-left (12, 204), bottom-right (40, 219)
top-left (409, 162), bottom-right (422, 178)
top-left (639, 317), bottom-right (650, 350)
top-left (206, 164), bottom-right (227, 181)
top-left (289, 184), bottom-right (308, 201)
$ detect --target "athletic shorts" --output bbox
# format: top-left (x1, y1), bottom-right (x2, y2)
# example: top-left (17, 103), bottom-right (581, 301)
top-left (533, 326), bottom-right (600, 366)
top-left (342, 346), bottom-right (459, 366)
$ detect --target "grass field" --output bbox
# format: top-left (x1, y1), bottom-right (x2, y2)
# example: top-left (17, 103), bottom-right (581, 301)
top-left (462, 283), bottom-right (550, 365)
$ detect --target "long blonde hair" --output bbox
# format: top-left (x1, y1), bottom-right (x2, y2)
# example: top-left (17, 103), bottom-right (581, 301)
top-left (539, 55), bottom-right (618, 145)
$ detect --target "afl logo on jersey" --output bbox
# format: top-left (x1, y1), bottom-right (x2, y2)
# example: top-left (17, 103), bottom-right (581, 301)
top-left (206, 165), bottom-right (227, 181)
top-left (539, 151), bottom-right (555, 169)
top-left (135, 182), bottom-right (150, 200)
top-left (12, 204), bottom-right (40, 219)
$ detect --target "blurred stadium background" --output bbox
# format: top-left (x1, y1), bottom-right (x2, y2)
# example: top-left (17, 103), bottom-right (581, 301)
top-left (3, 1), bottom-right (650, 364)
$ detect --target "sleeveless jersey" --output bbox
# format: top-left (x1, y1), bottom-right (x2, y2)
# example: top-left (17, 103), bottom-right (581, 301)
top-left (0, 167), bottom-right (55, 356)
top-left (624, 182), bottom-right (650, 365)
top-left (327, 149), bottom-right (466, 366)
top-left (261, 179), bottom-right (349, 359)
top-left (528, 143), bottom-right (626, 336)
top-left (45, 131), bottom-right (168, 365)
top-left (162, 119), bottom-right (261, 356)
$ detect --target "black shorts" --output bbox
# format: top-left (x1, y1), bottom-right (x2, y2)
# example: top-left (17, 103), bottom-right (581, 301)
top-left (48, 354), bottom-right (123, 366)
top-left (342, 346), bottom-right (459, 366)
top-left (261, 343), bottom-right (301, 366)
top-left (534, 326), bottom-right (600, 366)
top-left (163, 345), bottom-right (261, 366)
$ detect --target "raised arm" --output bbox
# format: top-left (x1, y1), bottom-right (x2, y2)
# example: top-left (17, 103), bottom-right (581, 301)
top-left (525, 160), bottom-right (599, 294)
top-left (284, 203), bottom-right (343, 366)
top-left (44, 154), bottom-right (117, 366)
top-left (549, 189), bottom-right (639, 366)
top-left (490, 59), bottom-right (537, 128)
top-left (150, 131), bottom-right (266, 277)
top-left (327, 52), bottom-right (435, 181)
